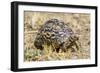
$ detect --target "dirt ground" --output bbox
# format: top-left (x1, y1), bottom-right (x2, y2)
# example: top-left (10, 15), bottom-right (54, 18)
top-left (24, 11), bottom-right (90, 61)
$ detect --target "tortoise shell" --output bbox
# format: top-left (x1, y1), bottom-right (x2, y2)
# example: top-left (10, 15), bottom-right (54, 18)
top-left (34, 19), bottom-right (79, 52)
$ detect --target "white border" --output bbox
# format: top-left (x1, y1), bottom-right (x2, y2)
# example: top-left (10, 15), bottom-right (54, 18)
top-left (18, 5), bottom-right (95, 68)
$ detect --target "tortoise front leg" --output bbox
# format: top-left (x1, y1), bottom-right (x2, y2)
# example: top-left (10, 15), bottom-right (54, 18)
top-left (74, 41), bottom-right (79, 50)
top-left (68, 36), bottom-right (80, 52)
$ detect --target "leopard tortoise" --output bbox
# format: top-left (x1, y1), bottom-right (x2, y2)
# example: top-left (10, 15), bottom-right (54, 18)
top-left (34, 19), bottom-right (80, 52)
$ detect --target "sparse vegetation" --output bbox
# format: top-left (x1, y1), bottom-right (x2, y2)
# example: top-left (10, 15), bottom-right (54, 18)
top-left (24, 11), bottom-right (90, 61)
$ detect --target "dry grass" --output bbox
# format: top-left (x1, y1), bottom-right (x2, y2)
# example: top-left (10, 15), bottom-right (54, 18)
top-left (24, 11), bottom-right (90, 61)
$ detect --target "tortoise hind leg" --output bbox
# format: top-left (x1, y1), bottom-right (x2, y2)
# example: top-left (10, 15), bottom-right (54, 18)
top-left (68, 36), bottom-right (81, 52)
top-left (73, 40), bottom-right (82, 52)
